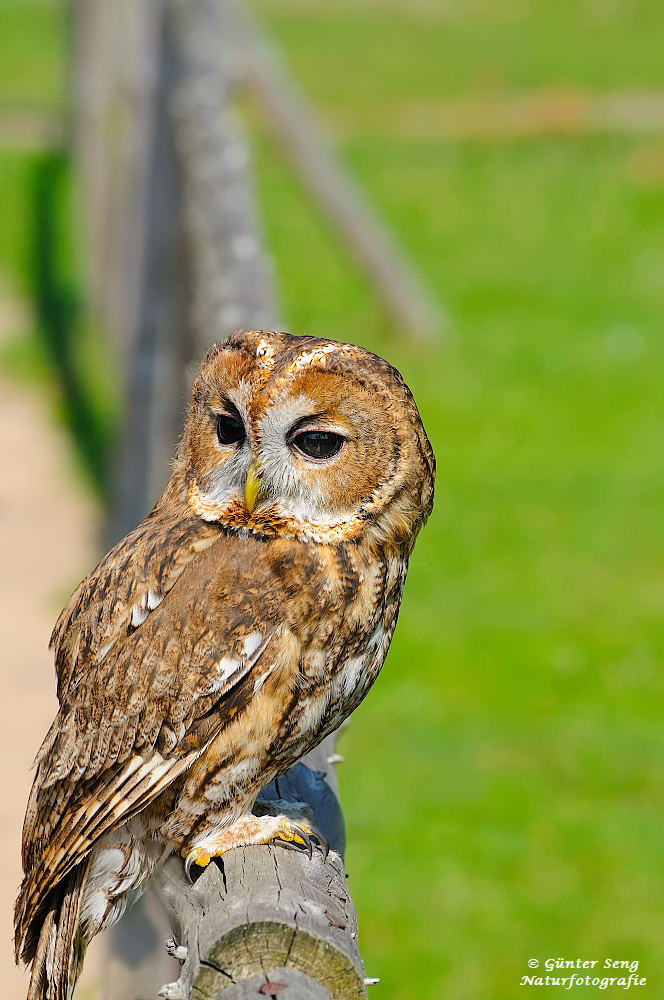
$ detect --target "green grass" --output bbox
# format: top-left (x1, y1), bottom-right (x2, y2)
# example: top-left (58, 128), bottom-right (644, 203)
top-left (253, 0), bottom-right (664, 103)
top-left (0, 0), bottom-right (65, 109)
top-left (4, 0), bottom-right (664, 996)
top-left (0, 151), bottom-right (40, 290)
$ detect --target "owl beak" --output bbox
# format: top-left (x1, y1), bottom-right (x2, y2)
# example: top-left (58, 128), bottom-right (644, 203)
top-left (244, 463), bottom-right (263, 514)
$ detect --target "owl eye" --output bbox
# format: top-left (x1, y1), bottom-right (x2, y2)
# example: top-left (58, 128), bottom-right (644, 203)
top-left (292, 430), bottom-right (345, 461)
top-left (216, 414), bottom-right (245, 446)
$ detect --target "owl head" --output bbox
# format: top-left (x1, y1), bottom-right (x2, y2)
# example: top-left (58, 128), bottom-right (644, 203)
top-left (177, 331), bottom-right (435, 549)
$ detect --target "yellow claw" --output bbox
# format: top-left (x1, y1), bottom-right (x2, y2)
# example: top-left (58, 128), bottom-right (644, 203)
top-left (244, 462), bottom-right (262, 514)
top-left (184, 816), bottom-right (329, 883)
top-left (185, 846), bottom-right (212, 880)
top-left (273, 819), bottom-right (329, 861)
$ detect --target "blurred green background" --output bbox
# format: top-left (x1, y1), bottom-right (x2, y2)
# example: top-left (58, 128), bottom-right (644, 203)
top-left (3, 1), bottom-right (664, 997)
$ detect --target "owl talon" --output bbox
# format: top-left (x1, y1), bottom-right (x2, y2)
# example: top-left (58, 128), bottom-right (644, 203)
top-left (274, 819), bottom-right (328, 861)
top-left (281, 823), bottom-right (313, 858)
top-left (315, 830), bottom-right (330, 860)
top-left (184, 815), bottom-right (327, 880)
top-left (184, 846), bottom-right (211, 883)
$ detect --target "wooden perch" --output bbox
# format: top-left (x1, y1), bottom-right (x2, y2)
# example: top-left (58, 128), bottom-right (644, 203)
top-left (156, 851), bottom-right (362, 1000)
top-left (153, 736), bottom-right (367, 1000)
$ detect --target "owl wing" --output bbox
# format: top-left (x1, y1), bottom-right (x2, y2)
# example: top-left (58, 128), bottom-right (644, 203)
top-left (17, 530), bottom-right (314, 959)
top-left (49, 512), bottom-right (223, 701)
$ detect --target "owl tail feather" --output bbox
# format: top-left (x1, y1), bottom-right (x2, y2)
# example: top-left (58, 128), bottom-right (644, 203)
top-left (26, 861), bottom-right (89, 1000)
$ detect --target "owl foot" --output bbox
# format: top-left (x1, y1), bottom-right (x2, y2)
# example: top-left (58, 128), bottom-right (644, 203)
top-left (184, 814), bottom-right (328, 881)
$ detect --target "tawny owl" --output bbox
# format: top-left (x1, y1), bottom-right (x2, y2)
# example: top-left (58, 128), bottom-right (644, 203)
top-left (15, 330), bottom-right (435, 1000)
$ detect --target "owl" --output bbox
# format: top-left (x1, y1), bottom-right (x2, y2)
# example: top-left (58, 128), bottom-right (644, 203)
top-left (15, 330), bottom-right (435, 1000)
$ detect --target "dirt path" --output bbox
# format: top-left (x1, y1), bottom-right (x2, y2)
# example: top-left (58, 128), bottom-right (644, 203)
top-left (0, 292), bottom-right (99, 998)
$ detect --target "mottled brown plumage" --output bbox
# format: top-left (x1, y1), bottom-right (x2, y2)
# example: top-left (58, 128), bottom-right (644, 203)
top-left (15, 330), bottom-right (435, 999)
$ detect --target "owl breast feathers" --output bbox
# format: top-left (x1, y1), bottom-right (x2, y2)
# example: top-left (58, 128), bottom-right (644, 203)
top-left (15, 330), bottom-right (435, 1000)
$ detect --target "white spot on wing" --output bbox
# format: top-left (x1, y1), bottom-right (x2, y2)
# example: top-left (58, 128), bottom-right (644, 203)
top-left (218, 657), bottom-right (241, 683)
top-left (243, 632), bottom-right (262, 657)
top-left (96, 637), bottom-right (117, 663)
top-left (147, 591), bottom-right (163, 610)
top-left (209, 657), bottom-right (242, 692)
top-left (131, 603), bottom-right (147, 627)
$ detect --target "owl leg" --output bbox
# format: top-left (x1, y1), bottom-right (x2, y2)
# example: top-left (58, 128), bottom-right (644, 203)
top-left (184, 814), bottom-right (328, 880)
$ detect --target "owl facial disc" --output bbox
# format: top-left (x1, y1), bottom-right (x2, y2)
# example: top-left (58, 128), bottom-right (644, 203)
top-left (182, 330), bottom-right (435, 545)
